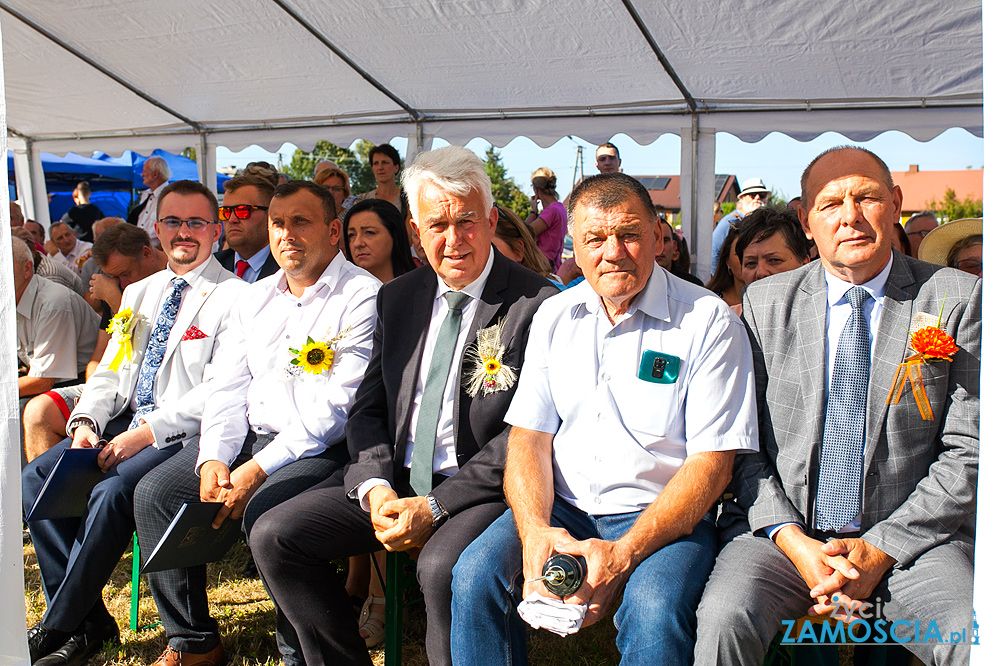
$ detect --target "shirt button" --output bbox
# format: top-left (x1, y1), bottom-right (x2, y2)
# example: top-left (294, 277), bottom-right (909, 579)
top-left (594, 497), bottom-right (602, 504)
top-left (285, 335), bottom-right (290, 339)
top-left (297, 303), bottom-right (302, 307)
top-left (602, 373), bottom-right (610, 381)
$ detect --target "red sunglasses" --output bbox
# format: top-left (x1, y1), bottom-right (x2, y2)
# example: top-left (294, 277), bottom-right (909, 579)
top-left (219, 204), bottom-right (268, 220)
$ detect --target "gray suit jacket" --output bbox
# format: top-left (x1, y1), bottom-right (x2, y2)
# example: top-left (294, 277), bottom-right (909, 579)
top-left (724, 251), bottom-right (980, 567)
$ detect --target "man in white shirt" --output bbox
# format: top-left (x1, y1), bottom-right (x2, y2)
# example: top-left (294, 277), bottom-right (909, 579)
top-left (250, 146), bottom-right (559, 666)
top-left (133, 180), bottom-right (380, 666)
top-left (12, 236), bottom-right (99, 399)
top-left (49, 222), bottom-right (93, 276)
top-left (23, 181), bottom-right (244, 666)
top-left (450, 173), bottom-right (758, 666)
top-left (134, 156), bottom-right (171, 248)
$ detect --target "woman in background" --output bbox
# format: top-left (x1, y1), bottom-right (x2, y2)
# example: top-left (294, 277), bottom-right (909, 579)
top-left (493, 206), bottom-right (563, 288)
top-left (354, 144), bottom-right (405, 214)
top-left (705, 226), bottom-right (745, 315)
top-left (343, 198), bottom-right (416, 284)
top-left (525, 167), bottom-right (568, 272)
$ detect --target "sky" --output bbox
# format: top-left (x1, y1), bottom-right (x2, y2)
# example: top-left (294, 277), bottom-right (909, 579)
top-left (216, 127), bottom-right (984, 203)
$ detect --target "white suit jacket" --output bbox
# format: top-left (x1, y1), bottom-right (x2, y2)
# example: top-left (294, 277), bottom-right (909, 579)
top-left (71, 257), bottom-right (246, 449)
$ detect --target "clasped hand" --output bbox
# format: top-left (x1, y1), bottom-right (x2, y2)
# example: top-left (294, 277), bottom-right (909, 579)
top-left (521, 526), bottom-right (635, 628)
top-left (73, 423), bottom-right (153, 472)
top-left (200, 459), bottom-right (269, 529)
top-left (366, 485), bottom-right (434, 552)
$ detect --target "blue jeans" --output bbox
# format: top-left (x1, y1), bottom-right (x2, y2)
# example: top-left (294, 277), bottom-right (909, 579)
top-left (451, 498), bottom-right (717, 666)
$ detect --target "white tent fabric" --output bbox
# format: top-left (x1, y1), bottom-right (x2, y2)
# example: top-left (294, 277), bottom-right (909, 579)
top-left (0, 0), bottom-right (990, 662)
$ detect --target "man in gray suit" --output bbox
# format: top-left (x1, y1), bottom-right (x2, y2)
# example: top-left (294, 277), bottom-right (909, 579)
top-left (695, 146), bottom-right (980, 666)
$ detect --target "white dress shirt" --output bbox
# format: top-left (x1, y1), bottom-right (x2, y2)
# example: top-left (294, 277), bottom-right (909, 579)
top-left (197, 252), bottom-right (380, 476)
top-left (505, 265), bottom-right (758, 516)
top-left (137, 183), bottom-right (167, 248)
top-left (356, 249), bottom-right (496, 508)
top-left (53, 240), bottom-right (93, 276)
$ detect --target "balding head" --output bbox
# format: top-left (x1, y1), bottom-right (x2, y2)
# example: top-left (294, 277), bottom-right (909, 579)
top-left (93, 216), bottom-right (125, 239)
top-left (9, 202), bottom-right (24, 227)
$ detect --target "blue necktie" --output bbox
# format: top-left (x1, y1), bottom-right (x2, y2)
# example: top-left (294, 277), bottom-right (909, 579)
top-left (410, 291), bottom-right (470, 496)
top-left (815, 286), bottom-right (871, 532)
top-left (130, 277), bottom-right (188, 430)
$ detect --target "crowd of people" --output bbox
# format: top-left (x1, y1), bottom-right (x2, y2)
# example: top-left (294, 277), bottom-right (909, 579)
top-left (10, 140), bottom-right (980, 666)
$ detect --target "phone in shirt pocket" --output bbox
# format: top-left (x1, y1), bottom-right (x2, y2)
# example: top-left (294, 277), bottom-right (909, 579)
top-left (637, 350), bottom-right (680, 384)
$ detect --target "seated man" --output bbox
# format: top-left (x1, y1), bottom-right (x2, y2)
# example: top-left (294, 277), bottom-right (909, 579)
top-left (22, 181), bottom-right (245, 666)
top-left (12, 236), bottom-right (100, 401)
top-left (450, 173), bottom-right (758, 666)
top-left (49, 222), bottom-right (93, 276)
top-left (251, 146), bottom-right (558, 666)
top-left (134, 180), bottom-right (380, 666)
top-left (214, 174), bottom-right (281, 283)
top-left (12, 227), bottom-right (87, 297)
top-left (695, 147), bottom-right (980, 666)
top-left (22, 224), bottom-right (168, 462)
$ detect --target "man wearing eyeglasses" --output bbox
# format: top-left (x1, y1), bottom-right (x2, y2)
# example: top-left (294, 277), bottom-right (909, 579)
top-left (216, 175), bottom-right (281, 283)
top-left (23, 180), bottom-right (247, 666)
top-left (711, 177), bottom-right (771, 274)
top-left (903, 210), bottom-right (938, 258)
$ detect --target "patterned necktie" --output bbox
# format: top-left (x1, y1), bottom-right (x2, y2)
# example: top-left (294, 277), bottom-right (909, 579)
top-left (130, 277), bottom-right (188, 429)
top-left (815, 286), bottom-right (871, 531)
top-left (410, 291), bottom-right (471, 496)
top-left (235, 260), bottom-right (250, 279)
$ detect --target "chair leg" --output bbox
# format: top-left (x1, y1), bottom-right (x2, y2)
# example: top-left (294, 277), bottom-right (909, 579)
top-left (130, 532), bottom-right (140, 633)
top-left (383, 551), bottom-right (405, 666)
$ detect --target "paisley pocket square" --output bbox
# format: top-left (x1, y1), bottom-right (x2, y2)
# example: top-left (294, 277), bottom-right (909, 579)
top-left (182, 325), bottom-right (207, 341)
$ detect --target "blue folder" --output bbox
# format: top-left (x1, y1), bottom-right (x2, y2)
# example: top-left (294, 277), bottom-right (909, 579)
top-left (139, 502), bottom-right (243, 574)
top-left (25, 448), bottom-right (103, 522)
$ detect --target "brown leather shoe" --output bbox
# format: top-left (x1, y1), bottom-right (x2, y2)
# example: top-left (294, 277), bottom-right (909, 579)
top-left (150, 644), bottom-right (226, 666)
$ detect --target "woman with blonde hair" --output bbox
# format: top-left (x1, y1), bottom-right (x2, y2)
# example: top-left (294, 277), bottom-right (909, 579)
top-left (526, 167), bottom-right (568, 271)
top-left (494, 206), bottom-right (563, 288)
top-left (313, 165), bottom-right (351, 218)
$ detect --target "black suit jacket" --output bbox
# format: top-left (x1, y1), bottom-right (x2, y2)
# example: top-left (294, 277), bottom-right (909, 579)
top-left (214, 248), bottom-right (280, 282)
top-left (344, 253), bottom-right (559, 514)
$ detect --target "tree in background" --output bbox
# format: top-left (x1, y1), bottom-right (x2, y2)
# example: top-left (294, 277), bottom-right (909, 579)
top-left (928, 187), bottom-right (983, 222)
top-left (483, 146), bottom-right (531, 220)
top-left (284, 139), bottom-right (378, 194)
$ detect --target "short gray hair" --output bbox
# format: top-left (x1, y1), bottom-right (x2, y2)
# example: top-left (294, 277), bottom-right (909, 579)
top-left (401, 146), bottom-right (493, 220)
top-left (145, 156), bottom-right (171, 181)
top-left (11, 236), bottom-right (33, 265)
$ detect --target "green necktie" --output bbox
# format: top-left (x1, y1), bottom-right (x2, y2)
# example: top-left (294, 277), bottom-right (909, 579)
top-left (410, 290), bottom-right (471, 496)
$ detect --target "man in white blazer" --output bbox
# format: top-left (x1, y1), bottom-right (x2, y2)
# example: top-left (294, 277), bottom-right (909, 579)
top-left (23, 180), bottom-right (246, 666)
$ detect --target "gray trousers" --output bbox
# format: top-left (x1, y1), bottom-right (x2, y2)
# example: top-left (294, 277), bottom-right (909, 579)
top-left (693, 531), bottom-right (974, 666)
top-left (134, 431), bottom-right (345, 663)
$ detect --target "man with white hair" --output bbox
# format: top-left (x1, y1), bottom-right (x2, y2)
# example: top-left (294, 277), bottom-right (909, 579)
top-left (49, 222), bottom-right (93, 276)
top-left (252, 146), bottom-right (559, 666)
top-left (133, 155), bottom-right (172, 248)
top-left (12, 236), bottom-right (100, 400)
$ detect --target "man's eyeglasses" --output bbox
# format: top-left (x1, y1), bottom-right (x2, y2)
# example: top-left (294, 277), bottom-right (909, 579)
top-left (157, 218), bottom-right (214, 231)
top-left (219, 204), bottom-right (269, 220)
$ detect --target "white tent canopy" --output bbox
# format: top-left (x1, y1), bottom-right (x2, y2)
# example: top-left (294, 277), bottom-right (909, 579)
top-left (0, 1), bottom-right (990, 660)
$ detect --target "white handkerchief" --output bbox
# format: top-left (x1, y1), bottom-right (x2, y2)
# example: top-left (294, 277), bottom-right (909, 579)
top-left (517, 592), bottom-right (588, 637)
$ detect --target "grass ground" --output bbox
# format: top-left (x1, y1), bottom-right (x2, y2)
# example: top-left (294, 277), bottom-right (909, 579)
top-left (24, 540), bottom-right (621, 666)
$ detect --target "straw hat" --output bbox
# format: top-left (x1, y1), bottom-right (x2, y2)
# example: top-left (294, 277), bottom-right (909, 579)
top-left (917, 217), bottom-right (983, 266)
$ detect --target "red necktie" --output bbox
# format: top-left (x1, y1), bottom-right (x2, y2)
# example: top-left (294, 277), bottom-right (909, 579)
top-left (235, 260), bottom-right (250, 279)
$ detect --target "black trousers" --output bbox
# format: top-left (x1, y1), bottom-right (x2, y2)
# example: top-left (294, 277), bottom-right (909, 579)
top-left (134, 432), bottom-right (345, 662)
top-left (251, 467), bottom-right (507, 666)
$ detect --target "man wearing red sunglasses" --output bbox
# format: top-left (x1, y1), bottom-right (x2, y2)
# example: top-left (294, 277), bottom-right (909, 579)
top-left (215, 174), bottom-right (280, 283)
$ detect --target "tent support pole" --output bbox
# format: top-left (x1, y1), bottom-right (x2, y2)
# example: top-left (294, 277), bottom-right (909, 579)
top-left (680, 116), bottom-right (716, 281)
top-left (196, 133), bottom-right (217, 193)
top-left (12, 138), bottom-right (51, 227)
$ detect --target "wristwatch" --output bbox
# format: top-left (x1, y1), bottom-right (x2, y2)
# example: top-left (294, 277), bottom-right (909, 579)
top-left (426, 494), bottom-right (449, 528)
top-left (67, 416), bottom-right (98, 437)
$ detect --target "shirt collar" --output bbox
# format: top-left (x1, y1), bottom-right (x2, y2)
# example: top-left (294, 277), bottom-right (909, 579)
top-left (167, 253), bottom-right (213, 288)
top-left (824, 252), bottom-right (893, 307)
top-left (577, 264), bottom-right (671, 324)
top-left (16, 276), bottom-right (40, 318)
top-left (237, 244), bottom-right (273, 271)
top-left (275, 250), bottom-right (346, 301)
top-left (434, 247), bottom-right (495, 302)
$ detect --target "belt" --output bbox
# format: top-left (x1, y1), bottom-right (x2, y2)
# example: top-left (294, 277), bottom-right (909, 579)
top-left (813, 529), bottom-right (861, 541)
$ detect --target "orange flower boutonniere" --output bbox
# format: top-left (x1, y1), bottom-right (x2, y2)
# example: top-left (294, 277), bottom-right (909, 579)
top-left (886, 310), bottom-right (959, 421)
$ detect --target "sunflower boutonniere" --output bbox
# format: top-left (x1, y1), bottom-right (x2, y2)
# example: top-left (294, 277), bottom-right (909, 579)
top-left (287, 327), bottom-right (352, 377)
top-left (463, 317), bottom-right (517, 397)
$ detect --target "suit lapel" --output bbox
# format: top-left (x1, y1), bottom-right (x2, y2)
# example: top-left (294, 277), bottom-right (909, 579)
top-left (864, 253), bottom-right (916, 470)
top-left (452, 257), bottom-right (508, 436)
top-left (161, 259), bottom-right (223, 366)
top-left (396, 270), bottom-right (438, 449)
top-left (798, 265), bottom-right (829, 480)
